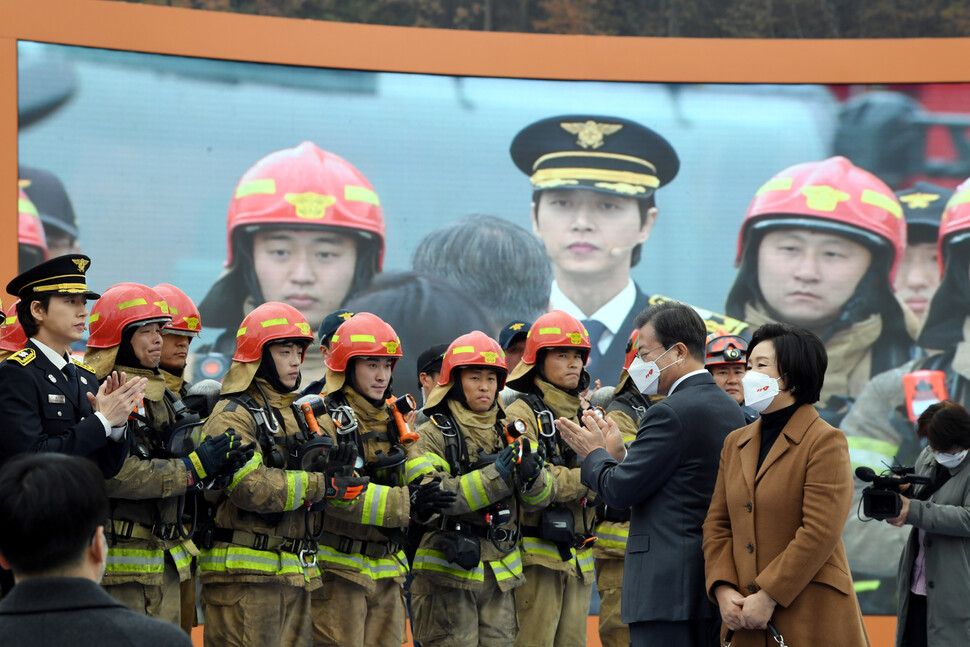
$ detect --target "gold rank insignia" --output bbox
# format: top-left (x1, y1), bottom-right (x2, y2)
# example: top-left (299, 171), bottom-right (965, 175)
top-left (567, 332), bottom-right (584, 345)
top-left (340, 312), bottom-right (355, 321)
top-left (284, 192), bottom-right (337, 220)
top-left (560, 121), bottom-right (623, 150)
top-left (72, 258), bottom-right (90, 273)
top-left (72, 358), bottom-right (95, 374)
top-left (383, 341), bottom-right (399, 354)
top-left (508, 323), bottom-right (524, 331)
top-left (899, 193), bottom-right (941, 210)
top-left (10, 348), bottom-right (36, 366)
top-left (480, 351), bottom-right (499, 364)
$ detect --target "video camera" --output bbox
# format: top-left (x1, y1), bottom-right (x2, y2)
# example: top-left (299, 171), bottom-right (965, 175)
top-left (856, 465), bottom-right (932, 520)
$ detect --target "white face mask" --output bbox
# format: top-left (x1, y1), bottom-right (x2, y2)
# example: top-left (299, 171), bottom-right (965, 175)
top-left (742, 371), bottom-right (781, 413)
top-left (628, 346), bottom-right (681, 396)
top-left (931, 448), bottom-right (968, 469)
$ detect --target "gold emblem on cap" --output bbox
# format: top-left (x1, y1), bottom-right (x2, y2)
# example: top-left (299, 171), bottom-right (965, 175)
top-left (560, 121), bottom-right (623, 150)
top-left (509, 323), bottom-right (524, 331)
top-left (567, 332), bottom-right (584, 344)
top-left (900, 193), bottom-right (941, 210)
top-left (296, 322), bottom-right (312, 336)
top-left (383, 341), bottom-right (399, 354)
top-left (480, 351), bottom-right (499, 364)
top-left (339, 312), bottom-right (354, 320)
top-left (72, 258), bottom-right (90, 273)
top-left (284, 192), bottom-right (337, 220)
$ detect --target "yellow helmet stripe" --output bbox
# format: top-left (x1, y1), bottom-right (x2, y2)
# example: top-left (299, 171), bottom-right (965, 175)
top-left (236, 326), bottom-right (247, 337)
top-left (755, 176), bottom-right (793, 196)
top-left (235, 178), bottom-right (276, 199)
top-left (538, 327), bottom-right (562, 335)
top-left (345, 185), bottom-right (381, 206)
top-left (452, 346), bottom-right (475, 355)
top-left (350, 334), bottom-right (376, 343)
top-left (18, 198), bottom-right (38, 216)
top-left (261, 318), bottom-right (289, 328)
top-left (861, 189), bottom-right (903, 219)
top-left (118, 298), bottom-right (148, 310)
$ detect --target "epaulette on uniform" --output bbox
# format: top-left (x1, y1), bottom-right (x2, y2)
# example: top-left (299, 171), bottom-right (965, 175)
top-left (72, 358), bottom-right (96, 375)
top-left (9, 348), bottom-right (36, 367)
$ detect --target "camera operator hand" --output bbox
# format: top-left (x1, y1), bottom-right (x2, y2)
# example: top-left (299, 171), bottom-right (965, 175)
top-left (887, 495), bottom-right (911, 527)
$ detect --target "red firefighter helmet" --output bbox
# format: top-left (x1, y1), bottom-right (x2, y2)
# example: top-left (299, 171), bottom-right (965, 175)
top-left (0, 300), bottom-right (28, 354)
top-left (705, 334), bottom-right (748, 367)
top-left (18, 189), bottom-right (48, 267)
top-left (153, 284), bottom-right (202, 337)
top-left (438, 331), bottom-right (508, 389)
top-left (938, 178), bottom-right (970, 272)
top-left (736, 156), bottom-right (906, 281)
top-left (325, 312), bottom-right (402, 373)
top-left (519, 310), bottom-right (591, 366)
top-left (623, 328), bottom-right (639, 372)
top-left (87, 283), bottom-right (172, 349)
top-left (225, 141), bottom-right (386, 268)
top-left (232, 302), bottom-right (314, 363)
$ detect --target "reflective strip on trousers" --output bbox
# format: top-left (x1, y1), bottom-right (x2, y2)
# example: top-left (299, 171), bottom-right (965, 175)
top-left (229, 454), bottom-right (262, 492)
top-left (593, 524), bottom-right (628, 551)
top-left (521, 536), bottom-right (570, 561)
top-left (314, 544), bottom-right (408, 580)
top-left (460, 469), bottom-right (490, 511)
top-left (413, 548), bottom-right (485, 582)
top-left (576, 547), bottom-right (595, 575)
top-left (170, 542), bottom-right (194, 572)
top-left (488, 550), bottom-right (523, 582)
top-left (106, 548), bottom-right (165, 574)
top-left (520, 473), bottom-right (553, 506)
top-left (847, 437), bottom-right (898, 472)
top-left (361, 484), bottom-right (390, 526)
top-left (407, 456), bottom-right (439, 482)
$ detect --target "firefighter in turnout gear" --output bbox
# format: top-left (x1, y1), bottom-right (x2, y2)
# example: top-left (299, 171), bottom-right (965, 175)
top-left (504, 311), bottom-right (597, 647)
top-left (192, 142), bottom-right (386, 386)
top-left (197, 302), bottom-right (367, 646)
top-left (725, 156), bottom-right (912, 426)
top-left (593, 328), bottom-right (652, 647)
top-left (841, 177), bottom-right (970, 614)
top-left (410, 331), bottom-right (556, 647)
top-left (0, 299), bottom-right (28, 361)
top-left (83, 283), bottom-right (246, 628)
top-left (311, 312), bottom-right (452, 647)
top-left (153, 284), bottom-right (202, 397)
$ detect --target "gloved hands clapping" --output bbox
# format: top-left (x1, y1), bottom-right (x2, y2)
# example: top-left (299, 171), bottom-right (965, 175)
top-left (517, 438), bottom-right (546, 488)
top-left (183, 430), bottom-right (244, 489)
top-left (308, 442), bottom-right (369, 506)
top-left (408, 478), bottom-right (457, 520)
top-left (494, 442), bottom-right (520, 484)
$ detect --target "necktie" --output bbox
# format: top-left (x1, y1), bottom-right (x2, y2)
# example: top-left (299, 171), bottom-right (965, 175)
top-left (62, 361), bottom-right (80, 403)
top-left (582, 319), bottom-right (607, 379)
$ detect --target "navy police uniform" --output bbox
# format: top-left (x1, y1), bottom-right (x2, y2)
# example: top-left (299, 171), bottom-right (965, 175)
top-left (0, 255), bottom-right (127, 478)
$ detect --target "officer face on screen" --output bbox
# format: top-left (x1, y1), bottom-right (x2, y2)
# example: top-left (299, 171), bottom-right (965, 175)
top-left (757, 228), bottom-right (872, 329)
top-left (160, 332), bottom-right (192, 372)
top-left (32, 295), bottom-right (88, 348)
top-left (269, 341), bottom-right (304, 390)
top-left (353, 356), bottom-right (394, 401)
top-left (894, 241), bottom-right (940, 321)
top-left (532, 189), bottom-right (653, 280)
top-left (129, 323), bottom-right (164, 369)
top-left (710, 364), bottom-right (745, 405)
top-left (251, 228), bottom-right (358, 331)
top-left (541, 348), bottom-right (585, 391)
top-left (460, 368), bottom-right (498, 413)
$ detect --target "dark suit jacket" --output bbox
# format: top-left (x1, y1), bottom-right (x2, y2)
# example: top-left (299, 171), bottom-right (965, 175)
top-left (0, 577), bottom-right (192, 646)
top-left (586, 286), bottom-right (649, 387)
top-left (0, 339), bottom-right (127, 477)
top-left (581, 371), bottom-right (746, 624)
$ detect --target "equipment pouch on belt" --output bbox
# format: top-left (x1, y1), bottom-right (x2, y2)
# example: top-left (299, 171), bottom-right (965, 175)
top-left (539, 507), bottom-right (576, 544)
top-left (440, 529), bottom-right (481, 570)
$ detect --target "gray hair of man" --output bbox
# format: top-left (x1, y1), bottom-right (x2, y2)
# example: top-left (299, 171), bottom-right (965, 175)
top-left (412, 214), bottom-right (553, 328)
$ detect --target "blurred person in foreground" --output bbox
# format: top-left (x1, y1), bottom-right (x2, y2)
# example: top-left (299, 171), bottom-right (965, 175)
top-left (703, 323), bottom-right (869, 647)
top-left (0, 453), bottom-right (191, 646)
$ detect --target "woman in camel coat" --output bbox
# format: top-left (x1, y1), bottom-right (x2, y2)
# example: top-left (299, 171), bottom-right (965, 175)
top-left (703, 323), bottom-right (870, 647)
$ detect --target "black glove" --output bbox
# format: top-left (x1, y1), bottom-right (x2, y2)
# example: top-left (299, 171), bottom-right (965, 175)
top-left (517, 438), bottom-right (546, 488)
top-left (408, 478), bottom-right (458, 519)
top-left (208, 441), bottom-right (256, 489)
top-left (330, 441), bottom-right (359, 470)
top-left (494, 443), bottom-right (519, 484)
top-left (183, 431), bottom-right (242, 487)
top-left (324, 473), bottom-right (369, 501)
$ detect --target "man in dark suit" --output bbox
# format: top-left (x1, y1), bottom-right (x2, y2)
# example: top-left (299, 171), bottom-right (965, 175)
top-left (558, 300), bottom-right (746, 647)
top-left (0, 452), bottom-right (192, 646)
top-left (0, 255), bottom-right (145, 477)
